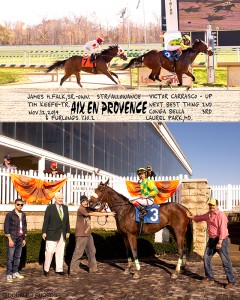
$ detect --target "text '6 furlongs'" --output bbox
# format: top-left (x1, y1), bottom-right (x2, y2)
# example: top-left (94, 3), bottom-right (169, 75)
top-left (71, 101), bottom-right (148, 115)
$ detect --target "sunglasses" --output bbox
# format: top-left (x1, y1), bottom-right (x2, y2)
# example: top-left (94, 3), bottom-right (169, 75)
top-left (16, 203), bottom-right (24, 207)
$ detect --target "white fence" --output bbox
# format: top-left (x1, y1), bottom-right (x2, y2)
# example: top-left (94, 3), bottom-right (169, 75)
top-left (0, 168), bottom-right (183, 207)
top-left (211, 184), bottom-right (240, 212)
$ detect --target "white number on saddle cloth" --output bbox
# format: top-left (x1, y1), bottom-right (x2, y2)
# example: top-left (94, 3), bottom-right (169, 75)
top-left (135, 204), bottom-right (160, 223)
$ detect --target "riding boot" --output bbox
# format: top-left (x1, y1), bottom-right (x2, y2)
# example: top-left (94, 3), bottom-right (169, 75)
top-left (93, 61), bottom-right (97, 74)
top-left (137, 205), bottom-right (148, 218)
top-left (172, 59), bottom-right (176, 73)
top-left (90, 53), bottom-right (95, 62)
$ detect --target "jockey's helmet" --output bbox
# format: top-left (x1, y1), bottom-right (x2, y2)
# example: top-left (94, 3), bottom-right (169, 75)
top-left (147, 166), bottom-right (152, 171)
top-left (182, 34), bottom-right (191, 45)
top-left (97, 37), bottom-right (103, 44)
top-left (137, 168), bottom-right (147, 175)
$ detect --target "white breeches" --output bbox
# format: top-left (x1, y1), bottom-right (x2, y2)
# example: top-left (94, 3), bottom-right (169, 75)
top-left (135, 198), bottom-right (154, 206)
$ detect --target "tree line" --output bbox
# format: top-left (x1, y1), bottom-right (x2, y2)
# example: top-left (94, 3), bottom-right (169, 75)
top-left (0, 15), bottom-right (162, 45)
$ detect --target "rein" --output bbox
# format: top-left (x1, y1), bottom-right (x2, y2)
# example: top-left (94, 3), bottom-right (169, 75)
top-left (96, 186), bottom-right (131, 210)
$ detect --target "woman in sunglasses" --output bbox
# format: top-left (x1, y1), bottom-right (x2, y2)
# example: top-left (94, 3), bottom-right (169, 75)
top-left (4, 199), bottom-right (27, 283)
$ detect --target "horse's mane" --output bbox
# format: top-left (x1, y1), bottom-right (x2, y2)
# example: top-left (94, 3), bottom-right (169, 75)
top-left (100, 45), bottom-right (118, 55)
top-left (105, 184), bottom-right (131, 204)
top-left (184, 39), bottom-right (207, 54)
top-left (193, 39), bottom-right (207, 48)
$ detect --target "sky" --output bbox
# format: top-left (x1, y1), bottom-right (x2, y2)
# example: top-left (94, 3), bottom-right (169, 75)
top-left (166, 122), bottom-right (240, 186)
top-left (0, 0), bottom-right (162, 27)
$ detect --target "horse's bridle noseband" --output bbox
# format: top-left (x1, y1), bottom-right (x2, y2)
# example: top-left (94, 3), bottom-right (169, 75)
top-left (94, 184), bottom-right (130, 209)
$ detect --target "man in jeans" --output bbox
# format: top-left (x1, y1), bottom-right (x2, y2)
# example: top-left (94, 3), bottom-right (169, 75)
top-left (4, 199), bottom-right (27, 283)
top-left (186, 199), bottom-right (235, 289)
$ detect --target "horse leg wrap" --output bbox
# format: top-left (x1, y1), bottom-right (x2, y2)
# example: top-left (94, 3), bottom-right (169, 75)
top-left (134, 259), bottom-right (140, 271)
top-left (182, 254), bottom-right (187, 267)
top-left (176, 258), bottom-right (182, 272)
top-left (128, 257), bottom-right (133, 268)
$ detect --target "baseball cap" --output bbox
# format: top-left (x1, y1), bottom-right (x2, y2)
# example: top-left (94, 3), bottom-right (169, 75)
top-left (80, 195), bottom-right (88, 203)
top-left (208, 199), bottom-right (218, 206)
top-left (4, 154), bottom-right (11, 160)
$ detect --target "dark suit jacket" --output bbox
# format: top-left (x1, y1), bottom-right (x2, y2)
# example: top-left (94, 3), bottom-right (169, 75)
top-left (42, 204), bottom-right (70, 241)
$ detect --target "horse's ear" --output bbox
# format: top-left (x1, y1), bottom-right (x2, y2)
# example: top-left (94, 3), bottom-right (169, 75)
top-left (104, 179), bottom-right (110, 186)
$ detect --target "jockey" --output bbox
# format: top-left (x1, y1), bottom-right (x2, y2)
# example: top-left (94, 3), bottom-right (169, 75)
top-left (169, 34), bottom-right (192, 72)
top-left (131, 168), bottom-right (158, 217)
top-left (83, 37), bottom-right (104, 62)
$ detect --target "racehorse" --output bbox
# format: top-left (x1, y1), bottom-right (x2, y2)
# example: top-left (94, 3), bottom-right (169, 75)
top-left (46, 45), bottom-right (127, 88)
top-left (122, 39), bottom-right (214, 87)
top-left (214, 3), bottom-right (236, 13)
top-left (90, 180), bottom-right (193, 279)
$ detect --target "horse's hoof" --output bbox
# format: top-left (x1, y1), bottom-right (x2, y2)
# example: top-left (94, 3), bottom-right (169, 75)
top-left (123, 268), bottom-right (130, 275)
top-left (171, 272), bottom-right (179, 279)
top-left (159, 84), bottom-right (162, 90)
top-left (186, 86), bottom-right (191, 91)
top-left (133, 272), bottom-right (140, 279)
top-left (117, 84), bottom-right (125, 90)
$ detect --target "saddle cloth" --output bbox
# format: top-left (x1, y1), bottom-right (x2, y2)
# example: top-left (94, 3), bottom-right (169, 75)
top-left (135, 204), bottom-right (160, 224)
top-left (162, 50), bottom-right (175, 61)
top-left (81, 56), bottom-right (94, 68)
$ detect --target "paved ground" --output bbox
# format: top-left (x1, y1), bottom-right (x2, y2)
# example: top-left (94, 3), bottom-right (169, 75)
top-left (0, 257), bottom-right (239, 300)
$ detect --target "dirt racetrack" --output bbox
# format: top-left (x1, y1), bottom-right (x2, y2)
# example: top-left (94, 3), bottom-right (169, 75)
top-left (0, 256), bottom-right (239, 300)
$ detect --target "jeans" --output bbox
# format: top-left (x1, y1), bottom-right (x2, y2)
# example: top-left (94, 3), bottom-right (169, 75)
top-left (6, 236), bottom-right (23, 275)
top-left (204, 237), bottom-right (235, 283)
top-left (70, 235), bottom-right (97, 272)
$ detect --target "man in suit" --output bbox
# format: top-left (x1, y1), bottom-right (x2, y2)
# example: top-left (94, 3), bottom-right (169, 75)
top-left (42, 192), bottom-right (70, 276)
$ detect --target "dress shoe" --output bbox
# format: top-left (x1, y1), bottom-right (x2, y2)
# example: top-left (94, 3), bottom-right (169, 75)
top-left (225, 283), bottom-right (235, 289)
top-left (55, 271), bottom-right (65, 276)
top-left (43, 270), bottom-right (49, 277)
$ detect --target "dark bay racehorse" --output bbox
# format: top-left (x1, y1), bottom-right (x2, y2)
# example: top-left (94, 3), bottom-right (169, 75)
top-left (90, 180), bottom-right (193, 279)
top-left (214, 3), bottom-right (236, 13)
top-left (122, 39), bottom-right (214, 87)
top-left (46, 45), bottom-right (127, 88)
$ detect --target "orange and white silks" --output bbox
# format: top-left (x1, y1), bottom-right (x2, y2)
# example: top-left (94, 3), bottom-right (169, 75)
top-left (125, 179), bottom-right (180, 204)
top-left (10, 173), bottom-right (67, 204)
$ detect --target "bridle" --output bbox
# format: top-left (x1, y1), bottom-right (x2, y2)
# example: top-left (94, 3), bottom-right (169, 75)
top-left (100, 47), bottom-right (126, 59)
top-left (94, 184), bottom-right (130, 209)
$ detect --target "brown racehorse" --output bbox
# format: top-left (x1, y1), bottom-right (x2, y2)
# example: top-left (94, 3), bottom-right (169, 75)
top-left (90, 180), bottom-right (193, 279)
top-left (122, 39), bottom-right (214, 87)
top-left (46, 45), bottom-right (127, 88)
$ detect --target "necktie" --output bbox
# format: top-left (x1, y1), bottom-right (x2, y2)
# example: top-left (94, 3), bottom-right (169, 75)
top-left (58, 207), bottom-right (63, 221)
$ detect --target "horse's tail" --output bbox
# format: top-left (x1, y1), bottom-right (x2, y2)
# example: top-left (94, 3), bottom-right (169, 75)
top-left (121, 55), bottom-right (144, 70)
top-left (46, 59), bottom-right (67, 73)
top-left (185, 218), bottom-right (193, 258)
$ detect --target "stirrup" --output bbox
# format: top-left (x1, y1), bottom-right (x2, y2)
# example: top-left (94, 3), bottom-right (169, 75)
top-left (138, 205), bottom-right (148, 218)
